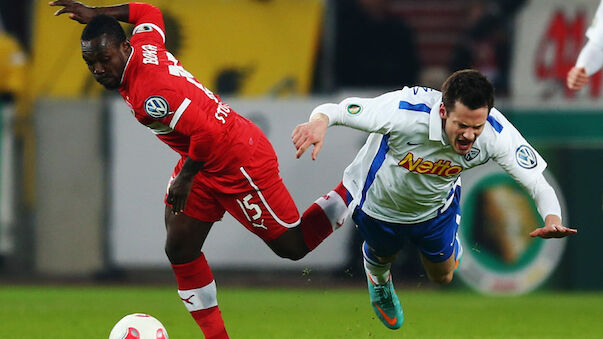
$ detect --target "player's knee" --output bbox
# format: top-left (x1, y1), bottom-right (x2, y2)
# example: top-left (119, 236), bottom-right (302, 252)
top-left (275, 247), bottom-right (309, 261)
top-left (164, 240), bottom-right (197, 264)
top-left (430, 271), bottom-right (454, 285)
top-left (267, 228), bottom-right (310, 261)
top-left (164, 242), bottom-right (182, 263)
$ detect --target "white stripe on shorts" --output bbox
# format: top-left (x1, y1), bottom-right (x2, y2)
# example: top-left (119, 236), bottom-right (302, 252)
top-left (239, 167), bottom-right (300, 228)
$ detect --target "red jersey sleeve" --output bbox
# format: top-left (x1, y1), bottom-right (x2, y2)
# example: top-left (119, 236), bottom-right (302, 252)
top-left (128, 2), bottom-right (165, 46)
top-left (141, 84), bottom-right (217, 163)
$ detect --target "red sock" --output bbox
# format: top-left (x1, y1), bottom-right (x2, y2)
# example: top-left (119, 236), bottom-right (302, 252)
top-left (301, 182), bottom-right (350, 250)
top-left (332, 181), bottom-right (348, 201)
top-left (171, 254), bottom-right (229, 339)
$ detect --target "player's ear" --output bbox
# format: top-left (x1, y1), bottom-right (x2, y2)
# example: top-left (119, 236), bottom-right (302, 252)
top-left (439, 103), bottom-right (447, 119)
top-left (120, 39), bottom-right (131, 53)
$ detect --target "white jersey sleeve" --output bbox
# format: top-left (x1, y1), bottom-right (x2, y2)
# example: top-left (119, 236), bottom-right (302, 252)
top-left (529, 173), bottom-right (562, 221)
top-left (577, 0), bottom-right (603, 74)
top-left (311, 90), bottom-right (407, 135)
top-left (487, 109), bottom-right (561, 220)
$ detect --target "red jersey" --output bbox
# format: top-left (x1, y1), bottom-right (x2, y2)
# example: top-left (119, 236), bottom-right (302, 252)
top-left (119, 3), bottom-right (261, 175)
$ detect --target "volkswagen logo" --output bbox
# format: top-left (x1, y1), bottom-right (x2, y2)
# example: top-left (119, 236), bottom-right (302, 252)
top-left (144, 96), bottom-right (170, 119)
top-left (515, 145), bottom-right (537, 169)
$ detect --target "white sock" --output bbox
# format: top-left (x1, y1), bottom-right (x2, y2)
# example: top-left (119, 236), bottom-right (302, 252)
top-left (363, 250), bottom-right (391, 285)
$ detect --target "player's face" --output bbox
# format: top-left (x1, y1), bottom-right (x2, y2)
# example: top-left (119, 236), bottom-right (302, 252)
top-left (440, 101), bottom-right (488, 155)
top-left (81, 34), bottom-right (130, 90)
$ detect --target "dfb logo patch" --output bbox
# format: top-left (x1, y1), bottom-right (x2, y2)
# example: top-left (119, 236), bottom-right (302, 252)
top-left (134, 25), bottom-right (153, 34)
top-left (346, 104), bottom-right (362, 115)
top-left (515, 145), bottom-right (537, 169)
top-left (144, 96), bottom-right (170, 119)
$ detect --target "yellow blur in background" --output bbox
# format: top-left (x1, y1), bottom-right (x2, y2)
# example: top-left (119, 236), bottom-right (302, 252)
top-left (33, 0), bottom-right (323, 98)
top-left (0, 32), bottom-right (27, 97)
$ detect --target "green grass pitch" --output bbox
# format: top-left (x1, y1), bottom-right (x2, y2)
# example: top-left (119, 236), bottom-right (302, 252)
top-left (0, 285), bottom-right (602, 338)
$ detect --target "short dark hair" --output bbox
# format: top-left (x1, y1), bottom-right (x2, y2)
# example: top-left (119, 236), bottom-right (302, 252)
top-left (81, 15), bottom-right (126, 45)
top-left (441, 69), bottom-right (494, 113)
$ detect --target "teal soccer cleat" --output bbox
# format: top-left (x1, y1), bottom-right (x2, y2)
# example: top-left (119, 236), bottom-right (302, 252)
top-left (366, 273), bottom-right (404, 329)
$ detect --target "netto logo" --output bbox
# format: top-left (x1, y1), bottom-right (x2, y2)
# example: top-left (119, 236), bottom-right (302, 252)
top-left (144, 96), bottom-right (170, 119)
top-left (515, 145), bottom-right (537, 169)
top-left (398, 152), bottom-right (463, 177)
top-left (346, 104), bottom-right (362, 115)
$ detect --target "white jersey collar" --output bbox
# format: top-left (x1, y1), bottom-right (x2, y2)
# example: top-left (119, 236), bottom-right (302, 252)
top-left (120, 46), bottom-right (135, 86)
top-left (428, 99), bottom-right (448, 145)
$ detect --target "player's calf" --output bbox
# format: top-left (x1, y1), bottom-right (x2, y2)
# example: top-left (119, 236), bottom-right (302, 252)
top-left (421, 244), bottom-right (461, 285)
top-left (172, 253), bottom-right (229, 338)
top-left (269, 182), bottom-right (351, 261)
top-left (298, 182), bottom-right (350, 251)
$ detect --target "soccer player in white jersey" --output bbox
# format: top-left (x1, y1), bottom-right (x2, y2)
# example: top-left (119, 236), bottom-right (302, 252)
top-left (567, 0), bottom-right (603, 90)
top-left (292, 69), bottom-right (577, 330)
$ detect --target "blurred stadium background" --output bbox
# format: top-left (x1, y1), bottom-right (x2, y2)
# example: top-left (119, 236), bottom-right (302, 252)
top-left (0, 0), bottom-right (602, 337)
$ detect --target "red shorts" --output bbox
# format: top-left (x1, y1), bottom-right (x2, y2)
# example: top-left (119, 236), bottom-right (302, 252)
top-left (166, 134), bottom-right (300, 242)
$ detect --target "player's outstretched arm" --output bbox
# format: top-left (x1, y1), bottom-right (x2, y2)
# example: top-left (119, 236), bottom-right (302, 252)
top-left (49, 0), bottom-right (129, 24)
top-left (567, 67), bottom-right (589, 91)
top-left (529, 214), bottom-right (578, 239)
top-left (292, 113), bottom-right (329, 160)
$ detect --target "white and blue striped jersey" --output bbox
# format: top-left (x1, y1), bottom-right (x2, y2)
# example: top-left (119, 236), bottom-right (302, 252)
top-left (312, 86), bottom-right (560, 224)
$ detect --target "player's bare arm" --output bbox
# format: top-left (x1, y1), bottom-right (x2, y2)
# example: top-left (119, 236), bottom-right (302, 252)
top-left (292, 113), bottom-right (329, 160)
top-left (529, 214), bottom-right (578, 239)
top-left (566, 67), bottom-right (589, 91)
top-left (49, 0), bottom-right (129, 24)
top-left (166, 157), bottom-right (204, 215)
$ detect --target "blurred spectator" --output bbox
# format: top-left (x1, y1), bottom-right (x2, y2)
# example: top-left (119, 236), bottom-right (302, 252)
top-left (0, 1), bottom-right (30, 52)
top-left (419, 66), bottom-right (448, 91)
top-left (449, 0), bottom-right (526, 96)
top-left (322, 0), bottom-right (420, 91)
top-left (0, 18), bottom-right (27, 102)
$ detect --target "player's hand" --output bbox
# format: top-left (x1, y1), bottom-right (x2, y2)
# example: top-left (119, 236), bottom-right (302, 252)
top-left (166, 174), bottom-right (194, 215)
top-left (291, 114), bottom-right (329, 160)
top-left (49, 0), bottom-right (96, 24)
top-left (529, 224), bottom-right (578, 239)
top-left (566, 67), bottom-right (589, 90)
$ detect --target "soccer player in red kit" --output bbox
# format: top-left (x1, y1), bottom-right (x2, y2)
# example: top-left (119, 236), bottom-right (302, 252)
top-left (50, 1), bottom-right (350, 338)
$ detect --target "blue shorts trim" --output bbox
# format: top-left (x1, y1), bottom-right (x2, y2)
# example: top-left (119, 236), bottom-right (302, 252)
top-left (353, 188), bottom-right (461, 263)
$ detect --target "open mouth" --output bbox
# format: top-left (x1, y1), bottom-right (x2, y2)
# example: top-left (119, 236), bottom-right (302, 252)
top-left (456, 138), bottom-right (473, 152)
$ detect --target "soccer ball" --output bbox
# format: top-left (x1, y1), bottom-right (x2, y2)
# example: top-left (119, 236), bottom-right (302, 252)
top-left (108, 313), bottom-right (169, 339)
